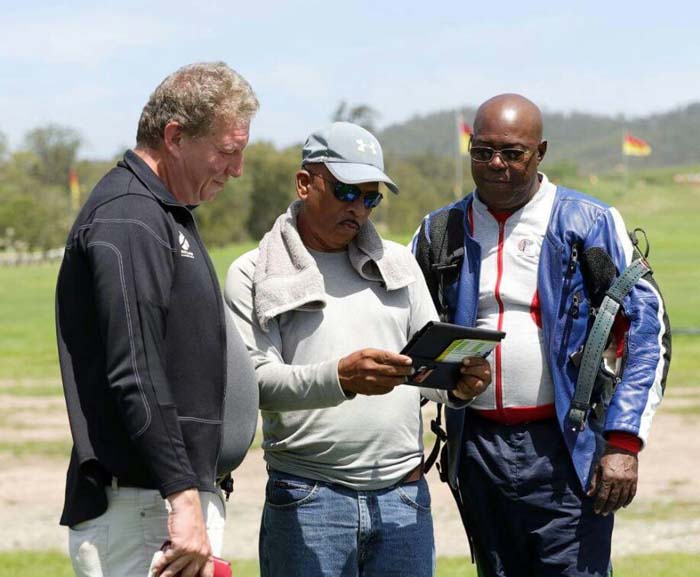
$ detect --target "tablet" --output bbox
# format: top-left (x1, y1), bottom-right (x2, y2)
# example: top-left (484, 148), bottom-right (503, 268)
top-left (401, 321), bottom-right (505, 389)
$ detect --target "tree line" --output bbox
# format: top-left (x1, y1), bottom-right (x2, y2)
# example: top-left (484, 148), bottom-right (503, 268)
top-left (381, 103), bottom-right (700, 173)
top-left (0, 122), bottom-right (464, 252)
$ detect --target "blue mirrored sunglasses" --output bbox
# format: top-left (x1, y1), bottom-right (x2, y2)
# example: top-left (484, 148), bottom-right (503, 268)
top-left (310, 172), bottom-right (383, 209)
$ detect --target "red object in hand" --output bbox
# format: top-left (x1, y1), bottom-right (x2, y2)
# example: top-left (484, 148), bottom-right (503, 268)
top-left (213, 556), bottom-right (232, 577)
top-left (158, 541), bottom-right (232, 577)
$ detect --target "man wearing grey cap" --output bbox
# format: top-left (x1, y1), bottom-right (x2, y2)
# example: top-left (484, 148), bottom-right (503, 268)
top-left (225, 121), bottom-right (491, 577)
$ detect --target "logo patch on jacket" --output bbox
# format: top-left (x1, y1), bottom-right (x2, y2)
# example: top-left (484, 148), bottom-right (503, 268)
top-left (179, 231), bottom-right (195, 259)
top-left (517, 237), bottom-right (539, 258)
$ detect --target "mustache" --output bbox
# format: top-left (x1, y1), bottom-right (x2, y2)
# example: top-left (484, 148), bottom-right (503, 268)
top-left (340, 218), bottom-right (360, 229)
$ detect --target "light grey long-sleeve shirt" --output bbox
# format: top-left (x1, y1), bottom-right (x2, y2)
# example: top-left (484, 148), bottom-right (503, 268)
top-left (225, 241), bottom-right (450, 489)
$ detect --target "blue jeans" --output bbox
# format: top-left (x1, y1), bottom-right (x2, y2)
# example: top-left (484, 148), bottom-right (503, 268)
top-left (259, 469), bottom-right (435, 577)
top-left (458, 415), bottom-right (613, 577)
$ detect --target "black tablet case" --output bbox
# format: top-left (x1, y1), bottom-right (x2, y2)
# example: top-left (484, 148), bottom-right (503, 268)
top-left (401, 321), bottom-right (505, 389)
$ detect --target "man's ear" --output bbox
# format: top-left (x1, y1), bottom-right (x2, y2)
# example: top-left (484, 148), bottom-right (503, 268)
top-left (163, 121), bottom-right (184, 158)
top-left (537, 140), bottom-right (548, 162)
top-left (296, 168), bottom-right (312, 201)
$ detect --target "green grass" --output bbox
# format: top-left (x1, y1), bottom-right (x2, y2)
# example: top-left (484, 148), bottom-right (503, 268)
top-left (1, 552), bottom-right (698, 577)
top-left (0, 173), bottom-right (698, 387)
top-left (613, 554), bottom-right (700, 576)
top-left (436, 555), bottom-right (700, 577)
top-left (617, 500), bottom-right (700, 523)
top-left (0, 439), bottom-right (72, 459)
top-left (0, 551), bottom-right (75, 577)
top-left (665, 334), bottom-right (698, 389)
top-left (664, 404), bottom-right (700, 415)
top-left (0, 382), bottom-right (63, 397)
top-left (0, 552), bottom-right (261, 577)
top-left (0, 263), bottom-right (61, 380)
top-left (209, 242), bottom-right (259, 284)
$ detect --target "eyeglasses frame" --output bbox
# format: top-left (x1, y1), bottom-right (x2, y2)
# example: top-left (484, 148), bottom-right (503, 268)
top-left (306, 169), bottom-right (383, 209)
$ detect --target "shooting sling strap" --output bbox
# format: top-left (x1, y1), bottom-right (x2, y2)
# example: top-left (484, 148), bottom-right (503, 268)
top-left (567, 257), bottom-right (652, 431)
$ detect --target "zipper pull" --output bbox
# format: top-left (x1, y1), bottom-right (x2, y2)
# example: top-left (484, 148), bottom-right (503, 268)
top-left (568, 243), bottom-right (580, 274)
top-left (570, 291), bottom-right (581, 319)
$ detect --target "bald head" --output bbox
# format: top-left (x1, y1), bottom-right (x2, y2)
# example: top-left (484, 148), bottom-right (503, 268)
top-left (469, 93), bottom-right (547, 212)
top-left (474, 94), bottom-right (543, 144)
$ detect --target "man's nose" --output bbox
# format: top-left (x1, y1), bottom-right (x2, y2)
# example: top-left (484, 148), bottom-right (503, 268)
top-left (488, 152), bottom-right (508, 170)
top-left (226, 156), bottom-right (244, 178)
top-left (347, 195), bottom-right (368, 216)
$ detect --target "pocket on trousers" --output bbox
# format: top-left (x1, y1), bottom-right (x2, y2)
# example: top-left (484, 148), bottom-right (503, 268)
top-left (69, 521), bottom-right (109, 577)
top-left (265, 475), bottom-right (320, 509)
top-left (397, 477), bottom-right (432, 512)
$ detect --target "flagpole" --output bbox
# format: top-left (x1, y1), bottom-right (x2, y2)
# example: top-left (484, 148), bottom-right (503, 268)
top-left (454, 110), bottom-right (463, 200)
top-left (622, 130), bottom-right (629, 195)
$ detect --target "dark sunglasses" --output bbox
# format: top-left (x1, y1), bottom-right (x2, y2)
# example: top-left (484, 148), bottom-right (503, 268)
top-left (309, 172), bottom-right (383, 209)
top-left (469, 146), bottom-right (533, 164)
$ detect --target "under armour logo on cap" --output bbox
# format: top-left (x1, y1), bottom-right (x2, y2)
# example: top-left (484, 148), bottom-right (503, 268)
top-left (356, 139), bottom-right (378, 155)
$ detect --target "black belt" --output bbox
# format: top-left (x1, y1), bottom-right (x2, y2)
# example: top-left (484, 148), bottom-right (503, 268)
top-left (105, 475), bottom-right (150, 489)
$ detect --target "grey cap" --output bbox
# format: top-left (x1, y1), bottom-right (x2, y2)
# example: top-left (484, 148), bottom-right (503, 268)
top-left (301, 121), bottom-right (399, 194)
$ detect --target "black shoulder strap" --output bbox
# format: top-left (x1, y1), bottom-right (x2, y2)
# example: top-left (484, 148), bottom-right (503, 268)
top-left (423, 396), bottom-right (447, 474)
top-left (415, 207), bottom-right (465, 322)
top-left (418, 206), bottom-right (465, 474)
top-left (417, 205), bottom-right (484, 571)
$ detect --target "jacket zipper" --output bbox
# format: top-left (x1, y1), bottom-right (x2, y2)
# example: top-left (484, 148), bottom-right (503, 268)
top-left (494, 219), bottom-right (506, 414)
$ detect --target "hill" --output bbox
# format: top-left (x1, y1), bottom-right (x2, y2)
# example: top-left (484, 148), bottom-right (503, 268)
top-left (379, 103), bottom-right (700, 173)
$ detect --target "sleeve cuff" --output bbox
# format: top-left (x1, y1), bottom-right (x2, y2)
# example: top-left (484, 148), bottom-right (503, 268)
top-left (329, 358), bottom-right (356, 401)
top-left (160, 476), bottom-right (199, 499)
top-left (606, 431), bottom-right (642, 454)
top-left (446, 390), bottom-right (476, 409)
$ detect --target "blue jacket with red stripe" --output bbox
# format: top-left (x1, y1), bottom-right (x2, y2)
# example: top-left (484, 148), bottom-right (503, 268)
top-left (412, 185), bottom-right (671, 490)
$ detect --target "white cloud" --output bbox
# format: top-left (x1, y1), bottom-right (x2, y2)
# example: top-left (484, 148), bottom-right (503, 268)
top-left (0, 9), bottom-right (174, 64)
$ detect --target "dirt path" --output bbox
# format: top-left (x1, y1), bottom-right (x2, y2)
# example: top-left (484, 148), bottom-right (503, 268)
top-left (0, 391), bottom-right (697, 559)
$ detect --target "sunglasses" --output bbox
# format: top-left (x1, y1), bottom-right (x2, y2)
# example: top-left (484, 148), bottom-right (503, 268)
top-left (309, 172), bottom-right (383, 209)
top-left (469, 146), bottom-right (533, 164)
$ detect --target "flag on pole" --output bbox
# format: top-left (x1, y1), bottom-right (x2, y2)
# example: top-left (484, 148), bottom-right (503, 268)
top-left (458, 115), bottom-right (472, 156)
top-left (622, 134), bottom-right (652, 157)
top-left (69, 168), bottom-right (80, 210)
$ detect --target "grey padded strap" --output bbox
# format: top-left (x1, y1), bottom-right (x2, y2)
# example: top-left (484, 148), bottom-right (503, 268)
top-left (568, 259), bottom-right (651, 431)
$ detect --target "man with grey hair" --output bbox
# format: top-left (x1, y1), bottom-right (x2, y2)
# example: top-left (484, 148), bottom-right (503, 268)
top-left (227, 121), bottom-right (491, 577)
top-left (56, 62), bottom-right (258, 577)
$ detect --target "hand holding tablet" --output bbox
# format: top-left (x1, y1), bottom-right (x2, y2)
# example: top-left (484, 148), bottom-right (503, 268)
top-left (401, 321), bottom-right (505, 390)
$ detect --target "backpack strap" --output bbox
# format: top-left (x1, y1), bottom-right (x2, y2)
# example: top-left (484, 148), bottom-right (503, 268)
top-left (423, 396), bottom-right (448, 473)
top-left (416, 206), bottom-right (465, 474)
top-left (568, 257), bottom-right (652, 431)
top-left (416, 204), bottom-right (494, 573)
top-left (415, 206), bottom-right (466, 322)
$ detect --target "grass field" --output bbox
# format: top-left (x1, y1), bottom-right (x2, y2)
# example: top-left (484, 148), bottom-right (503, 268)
top-left (1, 552), bottom-right (699, 577)
top-left (1, 170), bottom-right (698, 388)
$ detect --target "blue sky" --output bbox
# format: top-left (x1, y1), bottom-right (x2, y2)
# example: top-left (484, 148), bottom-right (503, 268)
top-left (1, 0), bottom-right (697, 159)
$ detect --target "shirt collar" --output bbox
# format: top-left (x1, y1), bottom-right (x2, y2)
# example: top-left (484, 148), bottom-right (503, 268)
top-left (121, 149), bottom-right (182, 207)
top-left (473, 172), bottom-right (552, 218)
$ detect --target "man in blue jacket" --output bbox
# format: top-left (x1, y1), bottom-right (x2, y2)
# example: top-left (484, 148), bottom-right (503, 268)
top-left (412, 94), bottom-right (671, 577)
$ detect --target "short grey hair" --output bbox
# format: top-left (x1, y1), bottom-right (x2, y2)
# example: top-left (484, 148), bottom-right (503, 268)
top-left (136, 61), bottom-right (259, 148)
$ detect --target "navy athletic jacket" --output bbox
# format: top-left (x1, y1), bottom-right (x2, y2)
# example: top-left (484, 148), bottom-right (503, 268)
top-left (56, 151), bottom-right (227, 526)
